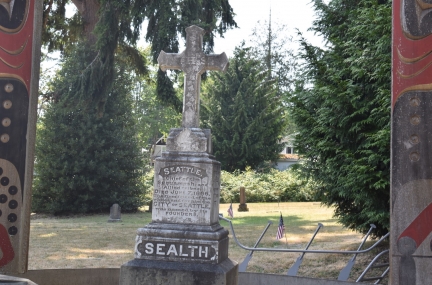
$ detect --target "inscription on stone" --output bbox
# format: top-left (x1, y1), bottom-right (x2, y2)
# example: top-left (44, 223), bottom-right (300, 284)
top-left (153, 165), bottom-right (212, 224)
top-left (137, 241), bottom-right (216, 260)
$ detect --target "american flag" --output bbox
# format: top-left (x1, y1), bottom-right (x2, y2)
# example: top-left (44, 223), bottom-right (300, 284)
top-left (276, 214), bottom-right (285, 240)
top-left (227, 203), bottom-right (233, 218)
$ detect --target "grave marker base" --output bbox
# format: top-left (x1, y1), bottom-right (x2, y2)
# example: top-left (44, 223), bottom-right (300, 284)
top-left (120, 127), bottom-right (238, 285)
top-left (120, 258), bottom-right (238, 285)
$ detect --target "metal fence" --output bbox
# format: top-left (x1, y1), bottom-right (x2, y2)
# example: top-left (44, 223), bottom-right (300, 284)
top-left (219, 216), bottom-right (389, 283)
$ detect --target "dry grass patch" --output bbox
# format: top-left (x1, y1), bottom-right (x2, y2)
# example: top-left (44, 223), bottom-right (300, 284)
top-left (28, 202), bottom-right (388, 282)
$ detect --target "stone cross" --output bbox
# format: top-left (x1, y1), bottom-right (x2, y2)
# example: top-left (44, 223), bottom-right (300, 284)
top-left (158, 25), bottom-right (229, 128)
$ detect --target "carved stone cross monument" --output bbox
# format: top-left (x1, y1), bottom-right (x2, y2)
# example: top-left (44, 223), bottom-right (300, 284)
top-left (158, 25), bottom-right (228, 129)
top-left (120, 25), bottom-right (238, 285)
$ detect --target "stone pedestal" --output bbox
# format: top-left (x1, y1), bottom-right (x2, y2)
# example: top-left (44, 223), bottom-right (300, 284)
top-left (120, 128), bottom-right (237, 285)
top-left (121, 26), bottom-right (236, 285)
top-left (120, 259), bottom-right (237, 285)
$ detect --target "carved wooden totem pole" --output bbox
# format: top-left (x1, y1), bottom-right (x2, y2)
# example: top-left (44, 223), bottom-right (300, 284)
top-left (392, 0), bottom-right (432, 283)
top-left (0, 0), bottom-right (42, 274)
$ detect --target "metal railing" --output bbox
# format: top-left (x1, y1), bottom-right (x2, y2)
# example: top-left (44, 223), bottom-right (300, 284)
top-left (219, 216), bottom-right (389, 255)
top-left (356, 250), bottom-right (389, 284)
top-left (219, 215), bottom-right (390, 283)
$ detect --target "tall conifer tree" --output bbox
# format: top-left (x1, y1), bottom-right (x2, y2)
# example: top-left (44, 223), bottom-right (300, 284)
top-left (36, 0), bottom-right (236, 213)
top-left (289, 0), bottom-right (391, 236)
top-left (202, 46), bottom-right (286, 172)
top-left (33, 46), bottom-right (144, 214)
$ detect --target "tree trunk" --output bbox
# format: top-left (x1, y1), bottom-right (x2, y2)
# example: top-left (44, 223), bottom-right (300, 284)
top-left (71, 0), bottom-right (100, 46)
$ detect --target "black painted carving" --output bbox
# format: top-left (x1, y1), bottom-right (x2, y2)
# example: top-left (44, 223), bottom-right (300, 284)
top-left (0, 78), bottom-right (29, 195)
top-left (0, 0), bottom-right (27, 31)
top-left (392, 92), bottom-right (432, 191)
top-left (403, 0), bottom-right (432, 38)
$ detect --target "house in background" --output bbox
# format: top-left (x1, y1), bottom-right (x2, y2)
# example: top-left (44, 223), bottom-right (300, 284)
top-left (150, 135), bottom-right (300, 171)
top-left (150, 136), bottom-right (166, 165)
top-left (274, 135), bottom-right (300, 171)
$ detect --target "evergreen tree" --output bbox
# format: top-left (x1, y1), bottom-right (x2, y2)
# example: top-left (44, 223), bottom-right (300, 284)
top-left (36, 0), bottom-right (236, 213)
top-left (289, 0), bottom-right (391, 236)
top-left (249, 18), bottom-right (296, 134)
top-left (42, 0), bottom-right (237, 111)
top-left (250, 17), bottom-right (294, 97)
top-left (131, 50), bottom-right (182, 148)
top-left (202, 45), bottom-right (286, 172)
top-left (33, 46), bottom-right (144, 214)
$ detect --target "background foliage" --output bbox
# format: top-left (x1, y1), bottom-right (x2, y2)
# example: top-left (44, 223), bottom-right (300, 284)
top-left (202, 45), bottom-right (286, 171)
top-left (33, 46), bottom-right (145, 214)
top-left (141, 168), bottom-right (317, 204)
top-left (289, 0), bottom-right (391, 236)
top-left (220, 168), bottom-right (317, 203)
top-left (36, 0), bottom-right (236, 214)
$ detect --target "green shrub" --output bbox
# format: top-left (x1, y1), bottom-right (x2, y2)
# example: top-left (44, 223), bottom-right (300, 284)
top-left (220, 168), bottom-right (317, 203)
top-left (141, 167), bottom-right (317, 204)
top-left (142, 169), bottom-right (154, 204)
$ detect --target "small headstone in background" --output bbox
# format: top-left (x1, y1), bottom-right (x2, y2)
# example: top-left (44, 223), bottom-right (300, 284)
top-left (107, 204), bottom-right (121, 222)
top-left (238, 187), bottom-right (249, 212)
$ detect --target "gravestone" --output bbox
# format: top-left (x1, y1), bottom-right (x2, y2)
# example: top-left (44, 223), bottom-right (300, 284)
top-left (0, 0), bottom-right (43, 275)
top-left (120, 25), bottom-right (238, 285)
top-left (238, 187), bottom-right (248, 212)
top-left (107, 204), bottom-right (122, 222)
top-left (391, 0), bottom-right (432, 283)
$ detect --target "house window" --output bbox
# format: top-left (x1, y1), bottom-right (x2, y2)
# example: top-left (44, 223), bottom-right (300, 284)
top-left (286, 147), bottom-right (293, 154)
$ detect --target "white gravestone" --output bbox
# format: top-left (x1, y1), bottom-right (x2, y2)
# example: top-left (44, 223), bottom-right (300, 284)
top-left (120, 26), bottom-right (237, 285)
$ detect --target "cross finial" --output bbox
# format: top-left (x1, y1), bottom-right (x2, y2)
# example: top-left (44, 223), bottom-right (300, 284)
top-left (158, 25), bottom-right (229, 128)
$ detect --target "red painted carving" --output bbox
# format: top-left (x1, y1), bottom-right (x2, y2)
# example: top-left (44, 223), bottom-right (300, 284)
top-left (393, 0), bottom-right (432, 107)
top-left (0, 0), bottom-right (34, 91)
top-left (398, 202), bottom-right (432, 247)
top-left (0, 224), bottom-right (15, 267)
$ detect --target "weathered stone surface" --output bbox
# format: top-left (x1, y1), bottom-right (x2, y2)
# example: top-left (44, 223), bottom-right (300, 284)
top-left (135, 224), bottom-right (229, 264)
top-left (238, 187), bottom-right (248, 212)
top-left (157, 25), bottom-right (228, 129)
top-left (166, 128), bottom-right (210, 153)
top-left (151, 153), bottom-right (221, 225)
top-left (12, 269), bottom-right (119, 285)
top-left (391, 0), bottom-right (432, 282)
top-left (120, 258), bottom-right (238, 285)
top-left (120, 25), bottom-right (236, 285)
top-left (107, 203), bottom-right (121, 222)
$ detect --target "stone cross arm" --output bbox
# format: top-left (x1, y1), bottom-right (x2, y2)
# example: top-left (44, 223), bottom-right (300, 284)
top-left (158, 51), bottom-right (229, 74)
top-left (157, 25), bottom-right (229, 128)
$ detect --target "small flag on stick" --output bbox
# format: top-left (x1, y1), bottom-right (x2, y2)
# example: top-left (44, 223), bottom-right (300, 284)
top-left (276, 213), bottom-right (285, 240)
top-left (227, 203), bottom-right (234, 218)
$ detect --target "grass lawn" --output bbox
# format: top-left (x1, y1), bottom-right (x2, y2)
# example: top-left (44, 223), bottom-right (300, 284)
top-left (28, 202), bottom-right (388, 282)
